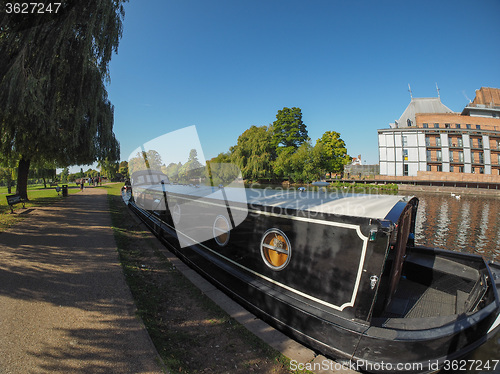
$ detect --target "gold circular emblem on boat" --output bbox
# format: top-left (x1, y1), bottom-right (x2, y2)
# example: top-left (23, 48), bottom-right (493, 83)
top-left (260, 229), bottom-right (291, 271)
top-left (213, 215), bottom-right (230, 246)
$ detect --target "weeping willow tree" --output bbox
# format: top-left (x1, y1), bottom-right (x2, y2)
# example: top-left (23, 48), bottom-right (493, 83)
top-left (0, 0), bottom-right (126, 199)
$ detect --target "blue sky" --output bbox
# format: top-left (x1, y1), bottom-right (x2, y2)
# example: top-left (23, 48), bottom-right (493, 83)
top-left (102, 0), bottom-right (500, 169)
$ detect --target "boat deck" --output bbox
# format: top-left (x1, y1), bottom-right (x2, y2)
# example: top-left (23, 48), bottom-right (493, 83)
top-left (384, 274), bottom-right (475, 320)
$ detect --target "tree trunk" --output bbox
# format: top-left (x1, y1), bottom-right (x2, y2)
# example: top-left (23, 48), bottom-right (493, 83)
top-left (16, 157), bottom-right (31, 200)
top-left (42, 177), bottom-right (47, 189)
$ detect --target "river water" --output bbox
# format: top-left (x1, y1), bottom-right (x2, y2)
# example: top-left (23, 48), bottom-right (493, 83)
top-left (411, 192), bottom-right (500, 261)
top-left (405, 191), bottom-right (500, 373)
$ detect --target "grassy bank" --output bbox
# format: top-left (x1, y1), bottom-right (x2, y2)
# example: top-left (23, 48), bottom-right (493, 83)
top-left (0, 184), bottom-right (80, 231)
top-left (102, 184), bottom-right (310, 374)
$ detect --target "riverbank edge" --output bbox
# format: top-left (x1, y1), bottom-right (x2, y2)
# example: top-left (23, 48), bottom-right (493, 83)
top-left (397, 184), bottom-right (500, 197)
top-left (246, 181), bottom-right (500, 198)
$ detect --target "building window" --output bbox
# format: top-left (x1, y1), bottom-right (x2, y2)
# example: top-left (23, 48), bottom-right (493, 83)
top-left (478, 138), bottom-right (483, 148)
top-left (436, 137), bottom-right (441, 146)
top-left (459, 166), bottom-right (464, 173)
top-left (434, 123), bottom-right (439, 128)
top-left (479, 152), bottom-right (484, 164)
top-left (459, 151), bottom-right (464, 162)
top-left (456, 124), bottom-right (461, 129)
top-left (445, 123), bottom-right (450, 128)
top-left (423, 123), bottom-right (428, 128)
top-left (427, 164), bottom-right (432, 171)
top-left (402, 136), bottom-right (408, 147)
top-left (472, 167), bottom-right (475, 174)
top-left (403, 149), bottom-right (408, 161)
top-left (458, 137), bottom-right (463, 147)
top-left (497, 140), bottom-right (500, 150)
top-left (404, 164), bottom-right (409, 176)
top-left (498, 154), bottom-right (500, 164)
top-left (471, 153), bottom-right (475, 163)
top-left (470, 138), bottom-right (475, 148)
top-left (466, 124), bottom-right (471, 129)
top-left (476, 125), bottom-right (481, 130)
top-left (450, 165), bottom-right (454, 172)
top-left (427, 150), bottom-right (432, 161)
top-left (425, 136), bottom-right (431, 147)
top-left (437, 165), bottom-right (443, 172)
top-left (479, 167), bottom-right (484, 174)
top-left (449, 151), bottom-right (454, 162)
top-left (436, 150), bottom-right (442, 162)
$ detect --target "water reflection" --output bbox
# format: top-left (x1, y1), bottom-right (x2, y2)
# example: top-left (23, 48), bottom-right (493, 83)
top-left (413, 192), bottom-right (500, 374)
top-left (457, 200), bottom-right (472, 252)
top-left (413, 192), bottom-right (500, 261)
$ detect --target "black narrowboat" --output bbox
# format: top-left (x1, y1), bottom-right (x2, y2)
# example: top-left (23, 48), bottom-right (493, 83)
top-left (127, 169), bottom-right (500, 373)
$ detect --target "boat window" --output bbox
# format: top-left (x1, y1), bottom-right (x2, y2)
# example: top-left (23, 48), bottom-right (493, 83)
top-left (172, 204), bottom-right (181, 224)
top-left (260, 229), bottom-right (292, 271)
top-left (213, 215), bottom-right (230, 246)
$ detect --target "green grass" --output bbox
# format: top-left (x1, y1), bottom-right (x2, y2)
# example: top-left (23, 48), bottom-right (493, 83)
top-left (0, 183), bottom-right (81, 231)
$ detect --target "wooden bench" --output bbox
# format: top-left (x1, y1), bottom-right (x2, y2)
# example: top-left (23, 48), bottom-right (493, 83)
top-left (6, 194), bottom-right (26, 213)
top-left (49, 182), bottom-right (58, 187)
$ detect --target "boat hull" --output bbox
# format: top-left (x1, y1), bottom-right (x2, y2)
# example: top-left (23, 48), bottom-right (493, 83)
top-left (127, 187), bottom-right (500, 373)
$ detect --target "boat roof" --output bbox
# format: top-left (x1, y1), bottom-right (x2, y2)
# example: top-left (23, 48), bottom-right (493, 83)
top-left (137, 183), bottom-right (406, 221)
top-left (247, 189), bottom-right (404, 220)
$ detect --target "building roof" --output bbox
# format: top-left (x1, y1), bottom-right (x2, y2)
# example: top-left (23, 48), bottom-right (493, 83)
top-left (394, 97), bottom-right (453, 128)
top-left (472, 87), bottom-right (500, 107)
top-left (461, 87), bottom-right (500, 116)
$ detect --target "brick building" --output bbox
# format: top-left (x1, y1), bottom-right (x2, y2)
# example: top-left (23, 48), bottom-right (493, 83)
top-left (378, 87), bottom-right (500, 179)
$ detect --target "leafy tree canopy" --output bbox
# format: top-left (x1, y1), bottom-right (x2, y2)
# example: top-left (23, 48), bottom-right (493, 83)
top-left (118, 160), bottom-right (129, 178)
top-left (0, 0), bottom-right (126, 198)
top-left (178, 149), bottom-right (204, 182)
top-left (316, 131), bottom-right (351, 174)
top-left (230, 125), bottom-right (274, 181)
top-left (128, 150), bottom-right (163, 176)
top-left (271, 107), bottom-right (309, 154)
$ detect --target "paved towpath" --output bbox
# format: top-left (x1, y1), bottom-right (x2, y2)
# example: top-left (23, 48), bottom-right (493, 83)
top-left (0, 187), bottom-right (164, 373)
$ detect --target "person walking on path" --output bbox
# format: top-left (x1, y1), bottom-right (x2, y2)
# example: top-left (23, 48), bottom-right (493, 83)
top-left (80, 178), bottom-right (84, 191)
top-left (0, 188), bottom-right (164, 373)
